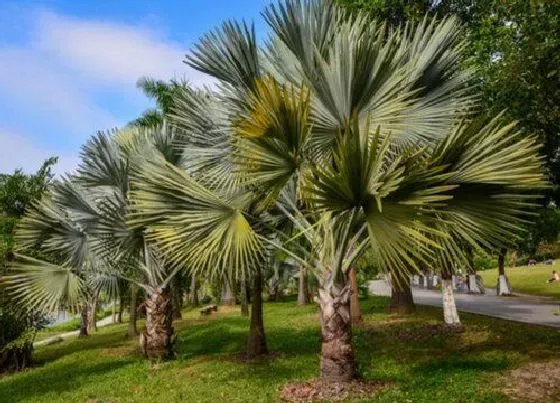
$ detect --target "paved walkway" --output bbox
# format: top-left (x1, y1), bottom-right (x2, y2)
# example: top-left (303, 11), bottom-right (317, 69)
top-left (34, 315), bottom-right (115, 346)
top-left (369, 280), bottom-right (560, 328)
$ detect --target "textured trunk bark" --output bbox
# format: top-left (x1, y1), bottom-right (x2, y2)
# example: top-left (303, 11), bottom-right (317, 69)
top-left (318, 280), bottom-right (354, 382)
top-left (497, 248), bottom-right (511, 295)
top-left (442, 272), bottom-right (460, 326)
top-left (297, 266), bottom-right (309, 306)
top-left (87, 296), bottom-right (98, 333)
top-left (140, 288), bottom-right (174, 359)
top-left (246, 269), bottom-right (268, 358)
top-left (188, 274), bottom-right (199, 307)
top-left (240, 280), bottom-right (249, 316)
top-left (171, 273), bottom-right (183, 320)
top-left (79, 304), bottom-right (89, 337)
top-left (349, 267), bottom-right (362, 325)
top-left (389, 273), bottom-right (415, 314)
top-left (128, 284), bottom-right (138, 337)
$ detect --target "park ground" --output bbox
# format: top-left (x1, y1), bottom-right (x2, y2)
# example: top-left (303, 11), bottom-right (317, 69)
top-left (1, 296), bottom-right (559, 402)
top-left (479, 264), bottom-right (560, 299)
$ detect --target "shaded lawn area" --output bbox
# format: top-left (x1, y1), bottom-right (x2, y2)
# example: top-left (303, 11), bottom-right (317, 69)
top-left (1, 296), bottom-right (559, 402)
top-left (479, 264), bottom-right (560, 299)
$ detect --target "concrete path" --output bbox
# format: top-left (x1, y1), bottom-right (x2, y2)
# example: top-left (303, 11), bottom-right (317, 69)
top-left (369, 280), bottom-right (560, 328)
top-left (34, 315), bottom-right (115, 346)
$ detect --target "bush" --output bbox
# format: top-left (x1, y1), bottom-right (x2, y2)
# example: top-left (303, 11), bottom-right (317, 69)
top-left (0, 307), bottom-right (49, 372)
top-left (474, 252), bottom-right (498, 271)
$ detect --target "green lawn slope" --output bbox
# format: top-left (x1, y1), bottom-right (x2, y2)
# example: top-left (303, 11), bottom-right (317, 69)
top-left (479, 264), bottom-right (560, 299)
top-left (1, 297), bottom-right (559, 402)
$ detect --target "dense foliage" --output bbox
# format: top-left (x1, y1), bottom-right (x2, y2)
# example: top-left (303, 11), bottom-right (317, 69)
top-left (0, 158), bottom-right (57, 371)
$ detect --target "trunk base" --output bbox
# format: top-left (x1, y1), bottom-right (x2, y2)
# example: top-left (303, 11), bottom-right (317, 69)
top-left (246, 270), bottom-right (268, 359)
top-left (140, 288), bottom-right (174, 360)
top-left (318, 282), bottom-right (355, 382)
top-left (389, 276), bottom-right (415, 315)
top-left (442, 279), bottom-right (461, 326)
top-left (497, 274), bottom-right (511, 295)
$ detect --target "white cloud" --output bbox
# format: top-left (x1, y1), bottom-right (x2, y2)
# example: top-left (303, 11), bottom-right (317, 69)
top-left (0, 47), bottom-right (119, 133)
top-left (0, 8), bottom-right (211, 173)
top-left (34, 10), bottom-right (212, 87)
top-left (0, 129), bottom-right (79, 176)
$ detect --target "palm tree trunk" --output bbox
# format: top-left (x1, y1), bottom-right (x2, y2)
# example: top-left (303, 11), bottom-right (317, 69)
top-left (188, 274), bottom-right (199, 307)
top-left (247, 269), bottom-right (267, 358)
top-left (389, 272), bottom-right (415, 314)
top-left (240, 280), bottom-right (249, 316)
top-left (497, 248), bottom-right (511, 295)
top-left (442, 271), bottom-right (460, 326)
top-left (318, 279), bottom-right (354, 381)
top-left (140, 287), bottom-right (174, 359)
top-left (297, 266), bottom-right (308, 305)
top-left (87, 295), bottom-right (98, 333)
top-left (349, 267), bottom-right (362, 324)
top-left (112, 299), bottom-right (117, 324)
top-left (79, 304), bottom-right (89, 337)
top-left (128, 284), bottom-right (138, 337)
top-left (465, 245), bottom-right (482, 294)
top-left (221, 276), bottom-right (235, 305)
top-left (171, 273), bottom-right (183, 320)
top-left (116, 296), bottom-right (123, 323)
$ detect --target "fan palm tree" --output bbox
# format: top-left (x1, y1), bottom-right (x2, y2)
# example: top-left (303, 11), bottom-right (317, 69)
top-left (128, 0), bottom-right (546, 382)
top-left (1, 179), bottom-right (120, 336)
top-left (2, 125), bottom-right (190, 359)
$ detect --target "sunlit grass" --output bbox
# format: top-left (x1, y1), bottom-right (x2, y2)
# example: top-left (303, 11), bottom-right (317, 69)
top-left (479, 264), bottom-right (560, 299)
top-left (1, 296), bottom-right (559, 402)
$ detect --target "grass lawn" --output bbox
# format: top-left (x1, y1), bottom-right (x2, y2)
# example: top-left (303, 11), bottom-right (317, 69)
top-left (478, 264), bottom-right (560, 299)
top-left (1, 296), bottom-right (559, 402)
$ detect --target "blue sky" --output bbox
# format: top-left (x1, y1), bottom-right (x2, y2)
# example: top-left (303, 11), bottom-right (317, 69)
top-left (0, 0), bottom-right (271, 175)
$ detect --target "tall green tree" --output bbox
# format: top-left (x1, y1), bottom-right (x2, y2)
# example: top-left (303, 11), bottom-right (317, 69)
top-left (0, 157), bottom-right (58, 372)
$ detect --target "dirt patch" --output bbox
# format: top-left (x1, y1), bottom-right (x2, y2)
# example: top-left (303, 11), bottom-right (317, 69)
top-left (279, 379), bottom-right (389, 402)
top-left (499, 361), bottom-right (560, 402)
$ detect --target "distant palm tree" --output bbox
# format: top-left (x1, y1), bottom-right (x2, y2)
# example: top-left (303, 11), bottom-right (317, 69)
top-left (131, 77), bottom-right (191, 128)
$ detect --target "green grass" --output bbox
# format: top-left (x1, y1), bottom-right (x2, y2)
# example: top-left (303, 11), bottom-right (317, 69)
top-left (479, 264), bottom-right (560, 299)
top-left (1, 297), bottom-right (559, 402)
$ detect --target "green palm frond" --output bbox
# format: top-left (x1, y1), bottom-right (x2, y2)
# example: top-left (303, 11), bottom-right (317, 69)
top-left (78, 132), bottom-right (129, 195)
top-left (1, 255), bottom-right (86, 313)
top-left (129, 158), bottom-right (265, 281)
top-left (15, 180), bottom-right (99, 270)
top-left (168, 86), bottom-right (239, 190)
top-left (234, 76), bottom-right (311, 204)
top-left (263, 0), bottom-right (339, 81)
top-left (186, 20), bottom-right (260, 91)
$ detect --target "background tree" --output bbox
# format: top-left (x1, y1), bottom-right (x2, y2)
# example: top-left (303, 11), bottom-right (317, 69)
top-left (0, 158), bottom-right (58, 372)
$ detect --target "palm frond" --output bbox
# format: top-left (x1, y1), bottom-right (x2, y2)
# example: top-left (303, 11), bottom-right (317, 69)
top-left (1, 255), bottom-right (86, 313)
top-left (128, 158), bottom-right (265, 281)
top-left (186, 20), bottom-right (260, 91)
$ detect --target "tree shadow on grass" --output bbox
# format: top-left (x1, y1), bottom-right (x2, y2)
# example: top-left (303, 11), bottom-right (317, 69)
top-left (0, 359), bottom-right (135, 403)
top-left (175, 311), bottom-right (320, 360)
top-left (33, 325), bottom-right (135, 364)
